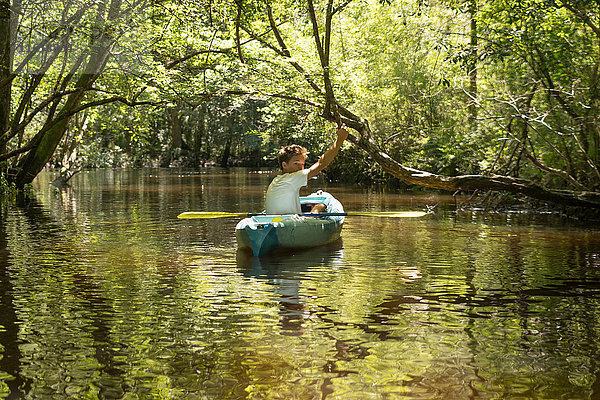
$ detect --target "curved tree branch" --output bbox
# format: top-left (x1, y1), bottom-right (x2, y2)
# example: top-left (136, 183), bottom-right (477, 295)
top-left (342, 120), bottom-right (600, 208)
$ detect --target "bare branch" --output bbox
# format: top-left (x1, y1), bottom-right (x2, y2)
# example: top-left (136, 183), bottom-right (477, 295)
top-left (0, 94), bottom-right (161, 162)
top-left (266, 4), bottom-right (291, 57)
top-left (561, 1), bottom-right (600, 39)
top-left (307, 0), bottom-right (325, 63)
top-left (307, 0), bottom-right (338, 119)
top-left (241, 6), bottom-right (324, 96)
top-left (165, 48), bottom-right (231, 70)
top-left (222, 90), bottom-right (321, 108)
top-left (333, 0), bottom-right (354, 15)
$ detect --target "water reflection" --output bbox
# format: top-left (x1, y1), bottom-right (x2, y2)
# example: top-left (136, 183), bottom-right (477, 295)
top-left (236, 241), bottom-right (345, 336)
top-left (1, 168), bottom-right (600, 399)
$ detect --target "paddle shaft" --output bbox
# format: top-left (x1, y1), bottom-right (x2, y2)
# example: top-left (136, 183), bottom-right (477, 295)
top-left (248, 212), bottom-right (347, 217)
top-left (177, 211), bottom-right (427, 219)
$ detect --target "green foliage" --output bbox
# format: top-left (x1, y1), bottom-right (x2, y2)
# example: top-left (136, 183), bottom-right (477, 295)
top-left (327, 0), bottom-right (480, 176)
top-left (0, 163), bottom-right (31, 206)
top-left (3, 0), bottom-right (599, 191)
top-left (0, 171), bottom-right (16, 196)
top-left (472, 0), bottom-right (600, 187)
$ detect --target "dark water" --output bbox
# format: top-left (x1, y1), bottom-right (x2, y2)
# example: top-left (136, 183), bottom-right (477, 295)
top-left (1, 168), bottom-right (600, 399)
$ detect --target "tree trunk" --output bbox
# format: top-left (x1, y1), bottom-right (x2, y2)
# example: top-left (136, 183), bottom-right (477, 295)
top-left (168, 105), bottom-right (182, 150)
top-left (0, 1), bottom-right (11, 155)
top-left (308, 0), bottom-right (600, 209)
top-left (15, 77), bottom-right (103, 186)
top-left (220, 136), bottom-right (232, 167)
top-left (193, 103), bottom-right (205, 168)
top-left (165, 105), bottom-right (183, 166)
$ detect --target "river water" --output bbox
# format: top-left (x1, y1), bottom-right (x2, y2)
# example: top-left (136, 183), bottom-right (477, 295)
top-left (1, 168), bottom-right (600, 399)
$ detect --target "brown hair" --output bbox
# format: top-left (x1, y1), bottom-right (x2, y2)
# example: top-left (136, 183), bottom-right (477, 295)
top-left (278, 145), bottom-right (307, 169)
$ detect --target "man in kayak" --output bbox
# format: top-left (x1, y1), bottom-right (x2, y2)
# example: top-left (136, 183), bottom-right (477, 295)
top-left (265, 124), bottom-right (349, 214)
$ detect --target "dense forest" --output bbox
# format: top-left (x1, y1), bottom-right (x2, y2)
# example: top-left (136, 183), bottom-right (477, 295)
top-left (0, 0), bottom-right (599, 208)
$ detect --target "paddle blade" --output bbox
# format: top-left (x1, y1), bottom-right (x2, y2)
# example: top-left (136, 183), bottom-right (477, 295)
top-left (346, 211), bottom-right (427, 218)
top-left (177, 211), bottom-right (247, 219)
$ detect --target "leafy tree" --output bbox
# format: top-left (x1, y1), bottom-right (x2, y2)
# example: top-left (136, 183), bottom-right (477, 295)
top-left (0, 0), bottom-right (155, 186)
top-left (3, 0), bottom-right (600, 210)
top-left (475, 0), bottom-right (600, 190)
top-left (220, 0), bottom-right (600, 207)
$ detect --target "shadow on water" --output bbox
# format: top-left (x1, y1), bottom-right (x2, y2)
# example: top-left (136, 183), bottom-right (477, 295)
top-left (0, 206), bottom-right (29, 399)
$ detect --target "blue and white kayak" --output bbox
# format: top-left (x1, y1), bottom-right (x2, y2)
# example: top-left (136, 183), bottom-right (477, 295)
top-left (235, 191), bottom-right (344, 256)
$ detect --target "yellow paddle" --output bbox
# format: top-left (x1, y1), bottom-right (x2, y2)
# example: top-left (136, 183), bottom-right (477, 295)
top-left (177, 211), bottom-right (427, 219)
top-left (178, 212), bottom-right (248, 219)
top-left (345, 211), bottom-right (427, 218)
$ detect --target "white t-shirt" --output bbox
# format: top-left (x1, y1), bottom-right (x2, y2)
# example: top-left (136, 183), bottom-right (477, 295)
top-left (265, 169), bottom-right (309, 214)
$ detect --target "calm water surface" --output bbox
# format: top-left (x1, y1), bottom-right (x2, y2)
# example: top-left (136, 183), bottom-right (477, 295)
top-left (1, 168), bottom-right (600, 399)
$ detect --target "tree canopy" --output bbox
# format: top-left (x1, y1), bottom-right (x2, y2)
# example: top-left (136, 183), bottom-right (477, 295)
top-left (1, 0), bottom-right (599, 208)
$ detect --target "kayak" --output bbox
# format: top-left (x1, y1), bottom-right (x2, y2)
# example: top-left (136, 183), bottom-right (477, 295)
top-left (235, 191), bottom-right (344, 256)
top-left (236, 191), bottom-right (344, 256)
